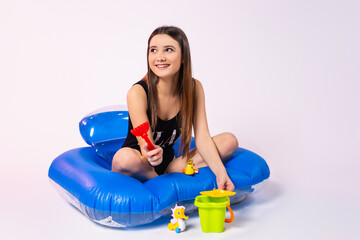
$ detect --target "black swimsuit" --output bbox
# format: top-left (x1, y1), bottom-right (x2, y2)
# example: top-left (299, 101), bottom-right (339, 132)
top-left (121, 80), bottom-right (181, 175)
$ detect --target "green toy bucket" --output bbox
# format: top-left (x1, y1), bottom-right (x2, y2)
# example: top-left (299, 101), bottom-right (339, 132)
top-left (194, 195), bottom-right (235, 233)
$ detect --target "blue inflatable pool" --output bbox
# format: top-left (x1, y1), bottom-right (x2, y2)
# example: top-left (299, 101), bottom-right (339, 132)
top-left (48, 106), bottom-right (270, 227)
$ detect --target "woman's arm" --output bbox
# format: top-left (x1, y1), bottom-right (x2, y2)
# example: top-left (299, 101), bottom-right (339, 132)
top-left (127, 85), bottom-right (163, 166)
top-left (193, 80), bottom-right (234, 191)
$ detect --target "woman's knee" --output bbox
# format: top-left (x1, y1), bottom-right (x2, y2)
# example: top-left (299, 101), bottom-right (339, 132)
top-left (111, 148), bottom-right (142, 174)
top-left (215, 132), bottom-right (239, 159)
top-left (223, 132), bottom-right (239, 152)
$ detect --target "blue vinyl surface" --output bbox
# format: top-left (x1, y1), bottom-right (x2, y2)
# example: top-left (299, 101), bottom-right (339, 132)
top-left (48, 108), bottom-right (270, 227)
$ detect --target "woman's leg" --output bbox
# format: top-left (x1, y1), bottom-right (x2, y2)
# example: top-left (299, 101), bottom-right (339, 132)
top-left (165, 132), bottom-right (239, 173)
top-left (111, 147), bottom-right (158, 181)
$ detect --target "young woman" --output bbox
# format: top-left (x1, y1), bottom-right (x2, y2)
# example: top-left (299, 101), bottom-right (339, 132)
top-left (112, 26), bottom-right (238, 191)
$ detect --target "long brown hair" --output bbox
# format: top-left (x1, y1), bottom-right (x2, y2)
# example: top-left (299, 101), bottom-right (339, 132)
top-left (143, 26), bottom-right (196, 158)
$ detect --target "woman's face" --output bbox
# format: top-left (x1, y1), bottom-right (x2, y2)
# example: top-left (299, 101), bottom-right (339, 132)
top-left (148, 34), bottom-right (182, 80)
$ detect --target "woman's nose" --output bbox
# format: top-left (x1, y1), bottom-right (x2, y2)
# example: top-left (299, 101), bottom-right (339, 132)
top-left (157, 53), bottom-right (166, 62)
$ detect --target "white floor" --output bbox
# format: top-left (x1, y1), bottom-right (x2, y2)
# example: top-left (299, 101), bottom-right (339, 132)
top-left (1, 146), bottom-right (359, 240)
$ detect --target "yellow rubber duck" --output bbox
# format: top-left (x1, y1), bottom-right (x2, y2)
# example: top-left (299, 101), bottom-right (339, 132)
top-left (182, 158), bottom-right (199, 175)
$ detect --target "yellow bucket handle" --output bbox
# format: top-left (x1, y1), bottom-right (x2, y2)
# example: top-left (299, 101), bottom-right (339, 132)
top-left (225, 205), bottom-right (234, 223)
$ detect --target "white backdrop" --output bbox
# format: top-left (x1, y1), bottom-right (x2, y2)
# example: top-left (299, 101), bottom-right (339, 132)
top-left (1, 0), bottom-right (359, 239)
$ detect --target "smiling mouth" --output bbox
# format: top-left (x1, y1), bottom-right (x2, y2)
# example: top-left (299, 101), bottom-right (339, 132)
top-left (155, 64), bottom-right (170, 69)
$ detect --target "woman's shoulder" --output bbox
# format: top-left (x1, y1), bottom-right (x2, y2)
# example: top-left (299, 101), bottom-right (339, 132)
top-left (193, 78), bottom-right (205, 95)
top-left (127, 80), bottom-right (148, 102)
top-left (193, 78), bottom-right (203, 87)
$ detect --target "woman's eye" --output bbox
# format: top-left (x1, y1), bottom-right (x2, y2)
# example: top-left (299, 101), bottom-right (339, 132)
top-left (150, 49), bottom-right (157, 53)
top-left (166, 48), bottom-right (173, 52)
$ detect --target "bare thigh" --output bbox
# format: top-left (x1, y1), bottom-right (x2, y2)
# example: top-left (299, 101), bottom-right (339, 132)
top-left (111, 147), bottom-right (158, 181)
top-left (165, 132), bottom-right (238, 173)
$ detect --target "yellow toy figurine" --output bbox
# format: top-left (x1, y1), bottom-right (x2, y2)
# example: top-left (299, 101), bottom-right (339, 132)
top-left (182, 158), bottom-right (199, 175)
top-left (168, 204), bottom-right (189, 233)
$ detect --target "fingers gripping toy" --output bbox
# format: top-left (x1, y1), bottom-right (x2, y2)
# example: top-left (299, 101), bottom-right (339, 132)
top-left (168, 205), bottom-right (189, 233)
top-left (182, 158), bottom-right (199, 175)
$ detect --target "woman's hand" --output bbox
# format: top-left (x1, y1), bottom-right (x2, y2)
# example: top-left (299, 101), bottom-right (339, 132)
top-left (143, 144), bottom-right (163, 166)
top-left (216, 173), bottom-right (235, 192)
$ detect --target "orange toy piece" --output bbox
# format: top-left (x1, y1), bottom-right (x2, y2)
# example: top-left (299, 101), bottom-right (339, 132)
top-left (182, 158), bottom-right (199, 175)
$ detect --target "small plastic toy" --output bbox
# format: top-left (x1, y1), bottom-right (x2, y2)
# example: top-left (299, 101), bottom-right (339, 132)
top-left (194, 189), bottom-right (236, 233)
top-left (131, 121), bottom-right (158, 156)
top-left (130, 121), bottom-right (156, 150)
top-left (168, 204), bottom-right (189, 233)
top-left (199, 189), bottom-right (236, 198)
top-left (182, 158), bottom-right (199, 175)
